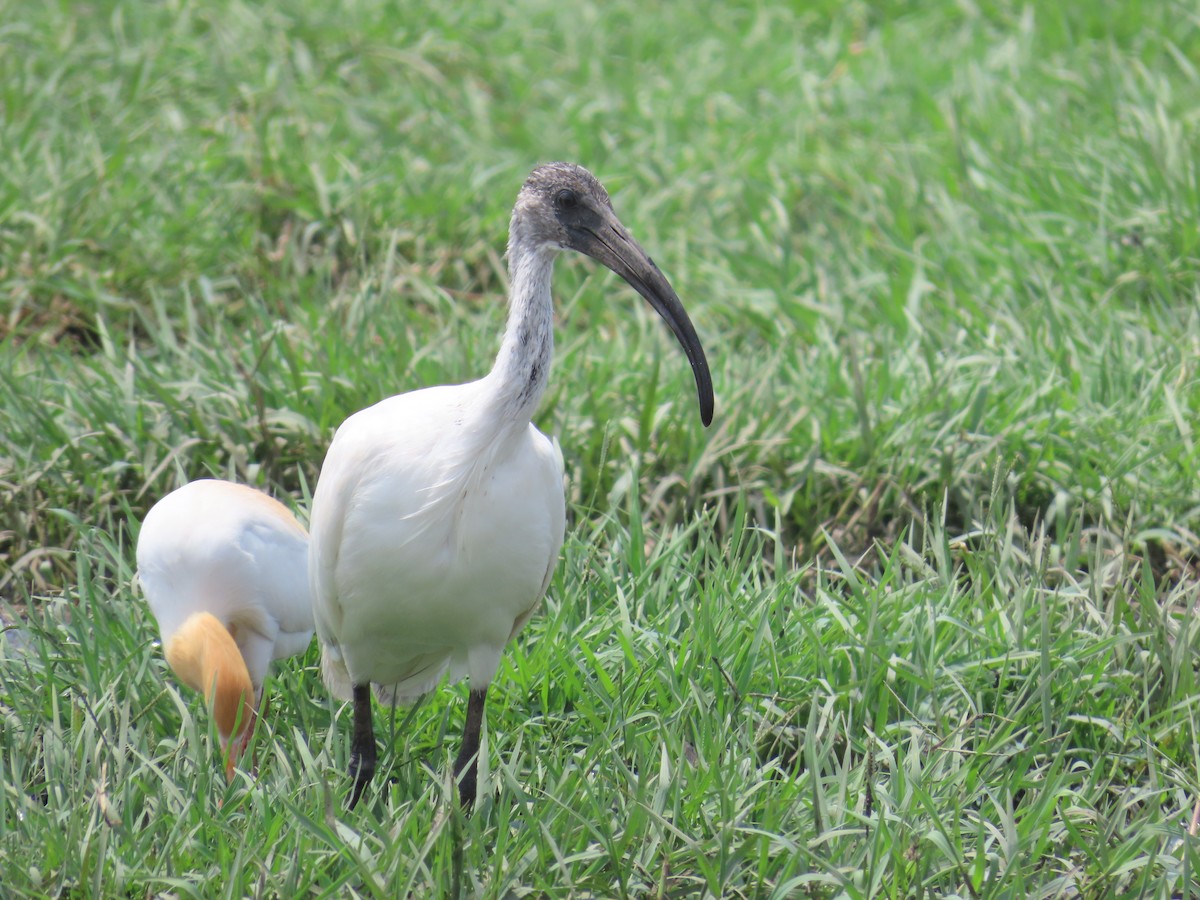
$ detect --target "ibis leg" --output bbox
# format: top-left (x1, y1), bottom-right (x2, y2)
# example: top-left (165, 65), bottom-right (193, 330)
top-left (347, 684), bottom-right (376, 810)
top-left (453, 687), bottom-right (488, 809)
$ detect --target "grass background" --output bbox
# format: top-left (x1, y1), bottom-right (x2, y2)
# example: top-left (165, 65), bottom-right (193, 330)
top-left (2, 0), bottom-right (1200, 895)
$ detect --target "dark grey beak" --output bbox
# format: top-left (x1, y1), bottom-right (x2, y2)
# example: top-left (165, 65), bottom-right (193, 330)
top-left (569, 213), bottom-right (715, 427)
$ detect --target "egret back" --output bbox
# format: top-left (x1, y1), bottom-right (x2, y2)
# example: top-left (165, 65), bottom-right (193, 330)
top-left (137, 479), bottom-right (314, 688)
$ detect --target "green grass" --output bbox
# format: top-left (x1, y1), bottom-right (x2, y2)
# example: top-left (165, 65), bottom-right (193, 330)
top-left (3, 0), bottom-right (1200, 895)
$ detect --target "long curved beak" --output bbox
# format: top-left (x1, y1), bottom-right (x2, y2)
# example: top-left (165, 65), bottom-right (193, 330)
top-left (569, 214), bottom-right (714, 426)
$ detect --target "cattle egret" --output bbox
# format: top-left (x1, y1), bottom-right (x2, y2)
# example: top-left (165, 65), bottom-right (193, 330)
top-left (310, 162), bottom-right (714, 809)
top-left (136, 479), bottom-right (314, 777)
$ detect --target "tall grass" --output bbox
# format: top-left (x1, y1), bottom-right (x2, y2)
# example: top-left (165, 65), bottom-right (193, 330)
top-left (2, 0), bottom-right (1199, 895)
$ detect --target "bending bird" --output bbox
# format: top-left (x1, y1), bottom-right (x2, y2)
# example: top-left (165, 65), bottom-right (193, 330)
top-left (136, 479), bottom-right (314, 777)
top-left (309, 162), bottom-right (714, 809)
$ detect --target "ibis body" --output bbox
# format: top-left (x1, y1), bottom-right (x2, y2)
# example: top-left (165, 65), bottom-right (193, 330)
top-left (309, 162), bottom-right (714, 808)
top-left (136, 479), bottom-right (314, 774)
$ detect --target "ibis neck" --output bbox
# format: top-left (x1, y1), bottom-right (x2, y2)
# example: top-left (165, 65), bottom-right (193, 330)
top-left (484, 242), bottom-right (557, 427)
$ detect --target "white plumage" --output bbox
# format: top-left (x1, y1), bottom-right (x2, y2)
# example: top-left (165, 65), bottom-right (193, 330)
top-left (309, 163), bottom-right (713, 809)
top-left (136, 479), bottom-right (314, 772)
top-left (311, 384), bottom-right (565, 704)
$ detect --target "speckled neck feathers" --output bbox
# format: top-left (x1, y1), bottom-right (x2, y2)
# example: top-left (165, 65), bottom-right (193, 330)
top-left (483, 221), bottom-right (558, 429)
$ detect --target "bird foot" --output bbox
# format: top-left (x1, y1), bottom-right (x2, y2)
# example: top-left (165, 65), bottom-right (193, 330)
top-left (347, 746), bottom-right (376, 810)
top-left (455, 765), bottom-right (477, 810)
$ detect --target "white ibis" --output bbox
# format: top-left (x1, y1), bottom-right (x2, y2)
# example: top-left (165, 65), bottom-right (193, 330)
top-left (309, 162), bottom-right (714, 809)
top-left (136, 479), bottom-right (314, 777)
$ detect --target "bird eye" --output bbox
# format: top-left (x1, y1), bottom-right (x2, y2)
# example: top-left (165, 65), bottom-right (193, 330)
top-left (554, 188), bottom-right (579, 210)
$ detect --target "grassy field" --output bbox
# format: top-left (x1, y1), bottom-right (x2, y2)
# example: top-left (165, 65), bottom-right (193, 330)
top-left (3, 0), bottom-right (1200, 895)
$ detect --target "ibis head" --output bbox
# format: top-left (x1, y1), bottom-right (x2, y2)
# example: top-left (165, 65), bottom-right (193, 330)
top-left (512, 162), bottom-right (714, 427)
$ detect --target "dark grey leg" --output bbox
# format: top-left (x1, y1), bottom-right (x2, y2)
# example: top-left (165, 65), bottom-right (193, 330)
top-left (453, 687), bottom-right (488, 809)
top-left (347, 684), bottom-right (376, 810)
